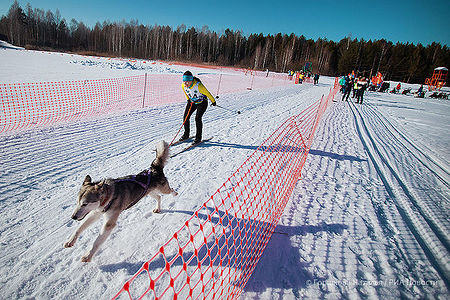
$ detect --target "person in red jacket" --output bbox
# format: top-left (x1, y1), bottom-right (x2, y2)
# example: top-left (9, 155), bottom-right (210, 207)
top-left (179, 71), bottom-right (217, 144)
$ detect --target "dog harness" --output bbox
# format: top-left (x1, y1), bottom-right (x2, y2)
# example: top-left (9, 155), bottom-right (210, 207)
top-left (102, 170), bottom-right (152, 212)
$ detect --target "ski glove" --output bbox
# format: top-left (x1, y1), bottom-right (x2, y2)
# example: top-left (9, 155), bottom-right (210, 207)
top-left (211, 102), bottom-right (217, 106)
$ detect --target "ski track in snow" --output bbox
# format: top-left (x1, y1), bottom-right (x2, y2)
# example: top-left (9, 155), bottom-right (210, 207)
top-left (349, 100), bottom-right (450, 285)
top-left (242, 93), bottom-right (449, 299)
top-left (0, 50), bottom-right (449, 299)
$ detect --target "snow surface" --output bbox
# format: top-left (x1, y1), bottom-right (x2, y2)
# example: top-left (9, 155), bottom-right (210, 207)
top-left (0, 40), bottom-right (24, 50)
top-left (0, 47), bottom-right (449, 299)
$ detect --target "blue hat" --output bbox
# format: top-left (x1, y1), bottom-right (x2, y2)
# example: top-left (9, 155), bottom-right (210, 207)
top-left (183, 74), bottom-right (193, 82)
top-left (183, 71), bottom-right (194, 82)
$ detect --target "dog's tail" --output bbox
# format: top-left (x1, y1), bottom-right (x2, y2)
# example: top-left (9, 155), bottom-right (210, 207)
top-left (152, 140), bottom-right (170, 169)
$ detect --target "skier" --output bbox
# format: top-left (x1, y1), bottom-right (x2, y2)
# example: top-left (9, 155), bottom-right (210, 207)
top-left (179, 71), bottom-right (217, 144)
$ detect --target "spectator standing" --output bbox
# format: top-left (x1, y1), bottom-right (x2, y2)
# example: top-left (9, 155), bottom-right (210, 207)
top-left (356, 77), bottom-right (368, 104)
top-left (342, 76), bottom-right (352, 101)
top-left (314, 73), bottom-right (320, 85)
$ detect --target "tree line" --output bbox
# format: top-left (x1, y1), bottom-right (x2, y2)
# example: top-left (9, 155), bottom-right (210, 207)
top-left (1, 1), bottom-right (449, 84)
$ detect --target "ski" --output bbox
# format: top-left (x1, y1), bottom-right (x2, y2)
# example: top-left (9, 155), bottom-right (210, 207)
top-left (169, 136), bottom-right (195, 147)
top-left (170, 137), bottom-right (213, 158)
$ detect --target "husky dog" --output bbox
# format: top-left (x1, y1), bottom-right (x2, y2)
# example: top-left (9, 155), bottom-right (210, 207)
top-left (64, 140), bottom-right (177, 262)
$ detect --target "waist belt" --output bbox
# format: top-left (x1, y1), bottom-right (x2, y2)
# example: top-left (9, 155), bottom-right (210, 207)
top-left (190, 95), bottom-right (205, 104)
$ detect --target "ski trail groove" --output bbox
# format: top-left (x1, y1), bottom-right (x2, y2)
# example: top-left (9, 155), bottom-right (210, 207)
top-left (364, 102), bottom-right (450, 189)
top-left (358, 103), bottom-right (450, 248)
top-left (349, 101), bottom-right (450, 288)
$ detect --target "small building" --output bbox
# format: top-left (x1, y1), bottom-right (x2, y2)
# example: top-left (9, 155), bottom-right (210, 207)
top-left (425, 67), bottom-right (448, 90)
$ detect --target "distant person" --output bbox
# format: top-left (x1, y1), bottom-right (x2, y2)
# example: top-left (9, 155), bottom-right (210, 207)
top-left (418, 85), bottom-right (423, 94)
top-left (342, 76), bottom-right (352, 101)
top-left (379, 82), bottom-right (390, 93)
top-left (356, 77), bottom-right (368, 104)
top-left (352, 78), bottom-right (359, 98)
top-left (299, 72), bottom-right (305, 84)
top-left (339, 76), bottom-right (346, 92)
top-left (179, 71), bottom-right (217, 144)
top-left (288, 70), bottom-right (294, 80)
top-left (415, 85), bottom-right (425, 98)
top-left (314, 73), bottom-right (320, 85)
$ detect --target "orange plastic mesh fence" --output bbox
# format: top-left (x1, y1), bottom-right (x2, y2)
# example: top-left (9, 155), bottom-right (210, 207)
top-left (112, 84), bottom-right (339, 300)
top-left (0, 71), bottom-right (290, 133)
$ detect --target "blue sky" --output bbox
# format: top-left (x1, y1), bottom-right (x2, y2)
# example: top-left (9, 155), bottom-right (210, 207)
top-left (1, 0), bottom-right (449, 46)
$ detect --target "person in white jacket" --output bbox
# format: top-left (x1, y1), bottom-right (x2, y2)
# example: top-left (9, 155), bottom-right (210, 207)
top-left (356, 77), bottom-right (368, 104)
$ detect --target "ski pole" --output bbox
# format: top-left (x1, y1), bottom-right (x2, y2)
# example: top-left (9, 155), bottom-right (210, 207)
top-left (214, 95), bottom-right (241, 114)
top-left (215, 104), bottom-right (241, 114)
top-left (216, 74), bottom-right (223, 96)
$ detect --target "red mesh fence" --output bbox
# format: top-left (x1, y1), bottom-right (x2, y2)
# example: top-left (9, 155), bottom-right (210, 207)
top-left (112, 82), bottom-right (339, 300)
top-left (0, 71), bottom-right (291, 134)
top-left (0, 76), bottom-right (145, 132)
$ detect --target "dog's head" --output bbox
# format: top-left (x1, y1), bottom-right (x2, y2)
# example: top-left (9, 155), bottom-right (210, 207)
top-left (71, 175), bottom-right (108, 221)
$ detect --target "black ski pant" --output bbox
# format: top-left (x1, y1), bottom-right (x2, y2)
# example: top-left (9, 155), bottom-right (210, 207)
top-left (183, 100), bottom-right (208, 141)
top-left (342, 89), bottom-right (351, 101)
top-left (357, 90), bottom-right (365, 104)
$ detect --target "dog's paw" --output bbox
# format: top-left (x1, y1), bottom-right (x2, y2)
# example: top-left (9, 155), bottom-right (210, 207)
top-left (64, 240), bottom-right (75, 248)
top-left (153, 208), bottom-right (161, 213)
top-left (81, 255), bottom-right (92, 262)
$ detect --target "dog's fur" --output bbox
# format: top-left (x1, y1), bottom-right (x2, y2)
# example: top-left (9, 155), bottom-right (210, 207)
top-left (64, 140), bottom-right (177, 262)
